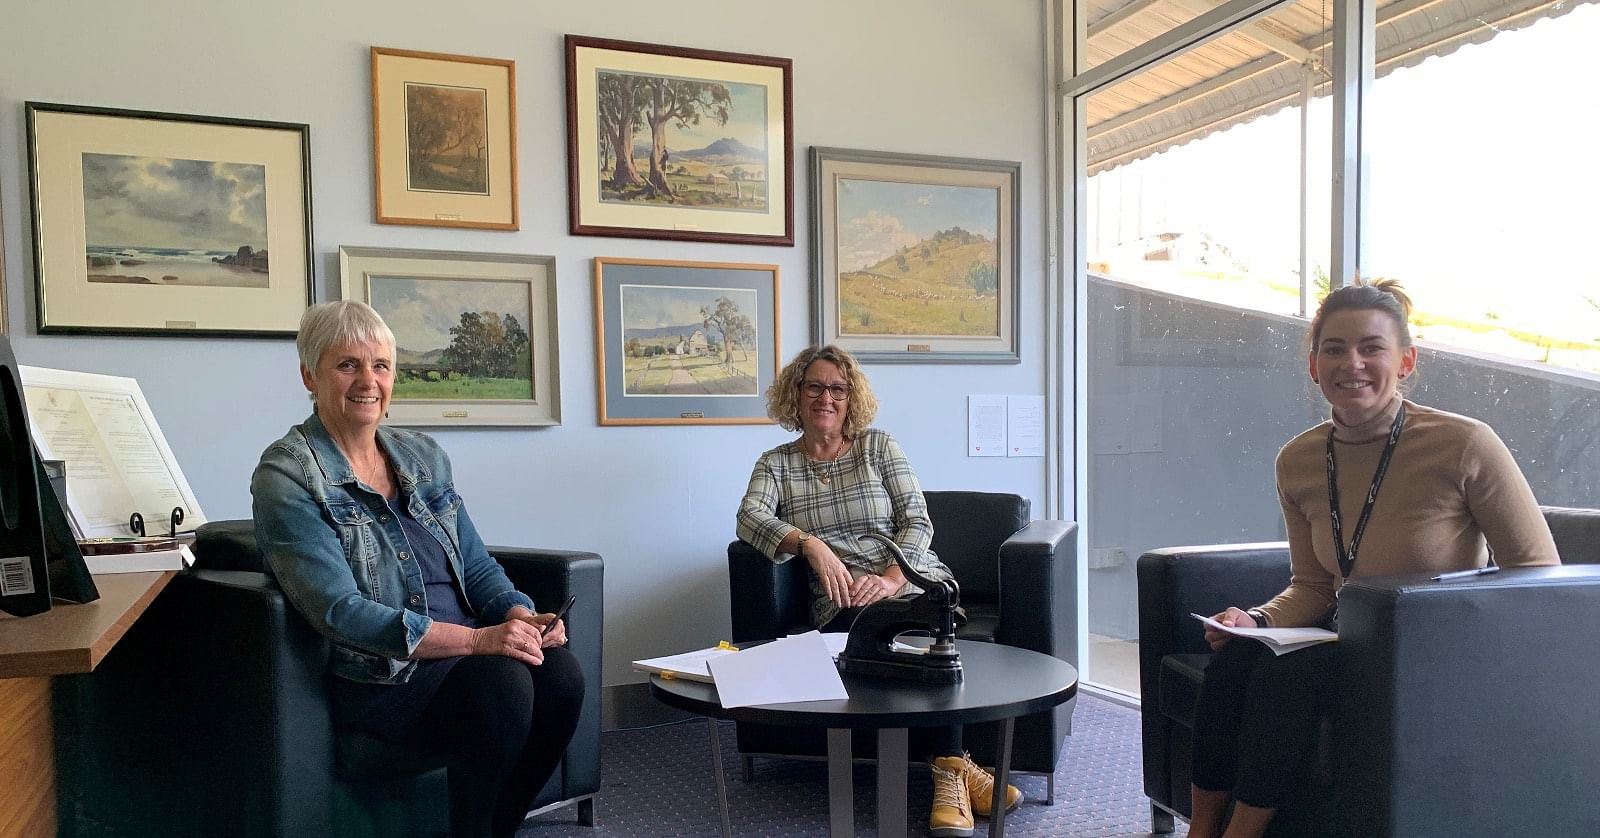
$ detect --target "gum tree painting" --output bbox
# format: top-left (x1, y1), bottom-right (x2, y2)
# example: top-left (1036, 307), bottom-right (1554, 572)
top-left (82, 152), bottom-right (270, 288)
top-left (594, 69), bottom-right (768, 211)
top-left (405, 82), bottom-right (490, 194)
top-left (369, 275), bottom-right (532, 400)
top-left (619, 284), bottom-right (758, 395)
top-left (836, 179), bottom-right (1000, 337)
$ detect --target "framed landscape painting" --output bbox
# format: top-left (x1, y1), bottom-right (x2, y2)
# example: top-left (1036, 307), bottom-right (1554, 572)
top-left (593, 257), bottom-right (778, 425)
top-left (811, 147), bottom-right (1020, 363)
top-left (371, 47), bottom-right (518, 230)
top-left (26, 102), bottom-right (312, 337)
top-left (340, 247), bottom-right (560, 427)
top-left (566, 35), bottom-right (793, 246)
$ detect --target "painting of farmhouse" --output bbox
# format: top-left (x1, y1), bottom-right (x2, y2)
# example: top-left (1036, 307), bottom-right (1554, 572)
top-left (82, 152), bottom-right (271, 288)
top-left (593, 69), bottom-right (768, 212)
top-left (368, 275), bottom-right (533, 400)
top-left (619, 284), bottom-right (759, 396)
top-left (835, 178), bottom-right (1001, 337)
top-left (404, 82), bottom-right (491, 194)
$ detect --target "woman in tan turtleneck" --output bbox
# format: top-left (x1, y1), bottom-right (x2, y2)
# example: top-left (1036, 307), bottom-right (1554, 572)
top-left (1185, 279), bottom-right (1559, 838)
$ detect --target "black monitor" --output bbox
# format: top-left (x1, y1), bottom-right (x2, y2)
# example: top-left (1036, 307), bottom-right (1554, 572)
top-left (0, 335), bottom-right (97, 616)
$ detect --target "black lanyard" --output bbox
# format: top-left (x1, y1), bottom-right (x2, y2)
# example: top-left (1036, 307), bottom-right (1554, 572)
top-left (1326, 404), bottom-right (1405, 579)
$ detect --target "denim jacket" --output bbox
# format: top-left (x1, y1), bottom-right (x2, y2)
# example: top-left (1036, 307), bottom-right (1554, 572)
top-left (250, 413), bottom-right (534, 684)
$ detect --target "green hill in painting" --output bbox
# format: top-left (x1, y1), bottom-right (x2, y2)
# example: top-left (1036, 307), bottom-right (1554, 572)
top-left (839, 227), bottom-right (999, 337)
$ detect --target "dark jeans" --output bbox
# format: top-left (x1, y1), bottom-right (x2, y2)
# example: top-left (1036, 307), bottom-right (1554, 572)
top-left (405, 649), bottom-right (585, 838)
top-left (824, 606), bottom-right (961, 758)
top-left (1191, 639), bottom-right (1337, 809)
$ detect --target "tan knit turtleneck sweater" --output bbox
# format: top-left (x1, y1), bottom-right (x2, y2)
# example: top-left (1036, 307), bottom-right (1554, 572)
top-left (1258, 396), bottom-right (1559, 628)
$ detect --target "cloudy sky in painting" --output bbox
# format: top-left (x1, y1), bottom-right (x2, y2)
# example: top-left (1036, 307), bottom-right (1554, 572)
top-left (620, 284), bottom-right (754, 330)
top-left (81, 152), bottom-right (269, 251)
top-left (369, 276), bottom-right (530, 353)
top-left (836, 179), bottom-right (997, 271)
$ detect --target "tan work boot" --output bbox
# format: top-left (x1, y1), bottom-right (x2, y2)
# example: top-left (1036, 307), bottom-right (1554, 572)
top-left (929, 756), bottom-right (976, 837)
top-left (955, 752), bottom-right (1022, 817)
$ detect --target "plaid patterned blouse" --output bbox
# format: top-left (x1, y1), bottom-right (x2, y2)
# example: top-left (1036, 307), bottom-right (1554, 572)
top-left (736, 428), bottom-right (953, 627)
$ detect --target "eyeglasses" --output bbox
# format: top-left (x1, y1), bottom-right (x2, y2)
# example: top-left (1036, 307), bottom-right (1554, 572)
top-left (801, 381), bottom-right (851, 400)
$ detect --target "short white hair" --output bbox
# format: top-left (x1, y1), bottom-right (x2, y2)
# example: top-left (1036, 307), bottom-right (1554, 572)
top-left (296, 301), bottom-right (396, 371)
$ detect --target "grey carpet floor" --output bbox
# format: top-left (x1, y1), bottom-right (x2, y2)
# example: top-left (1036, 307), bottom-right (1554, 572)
top-left (518, 694), bottom-right (1188, 837)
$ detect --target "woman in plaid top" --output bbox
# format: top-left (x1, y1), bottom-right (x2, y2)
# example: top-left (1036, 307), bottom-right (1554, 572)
top-left (736, 344), bottom-right (1018, 837)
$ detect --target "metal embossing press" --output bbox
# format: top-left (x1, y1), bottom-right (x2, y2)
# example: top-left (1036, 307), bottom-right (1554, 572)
top-left (837, 533), bottom-right (962, 684)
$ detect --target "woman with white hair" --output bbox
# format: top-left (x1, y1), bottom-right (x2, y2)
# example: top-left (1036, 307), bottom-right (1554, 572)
top-left (251, 300), bottom-right (582, 838)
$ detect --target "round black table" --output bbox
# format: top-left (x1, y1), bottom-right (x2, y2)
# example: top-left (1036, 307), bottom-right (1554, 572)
top-left (650, 639), bottom-right (1078, 838)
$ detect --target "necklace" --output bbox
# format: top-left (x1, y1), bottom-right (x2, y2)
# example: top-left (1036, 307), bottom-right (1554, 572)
top-left (807, 436), bottom-right (850, 484)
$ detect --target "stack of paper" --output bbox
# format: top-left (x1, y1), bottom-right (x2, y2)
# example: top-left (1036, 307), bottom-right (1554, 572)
top-left (81, 543), bottom-right (195, 575)
top-left (707, 631), bottom-right (849, 708)
top-left (632, 646), bottom-right (738, 683)
top-left (1191, 613), bottom-right (1337, 656)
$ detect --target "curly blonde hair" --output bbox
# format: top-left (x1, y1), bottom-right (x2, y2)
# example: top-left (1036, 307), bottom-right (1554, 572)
top-left (766, 345), bottom-right (879, 437)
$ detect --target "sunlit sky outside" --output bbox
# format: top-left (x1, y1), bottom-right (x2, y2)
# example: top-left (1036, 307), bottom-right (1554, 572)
top-left (1087, 2), bottom-right (1600, 372)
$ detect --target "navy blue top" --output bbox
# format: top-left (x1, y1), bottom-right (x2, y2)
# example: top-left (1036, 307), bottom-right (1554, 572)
top-left (331, 498), bottom-right (478, 739)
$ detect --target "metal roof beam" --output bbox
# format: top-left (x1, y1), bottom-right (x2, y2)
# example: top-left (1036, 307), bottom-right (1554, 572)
top-left (1162, 0), bottom-right (1316, 63)
top-left (1063, 0), bottom-right (1294, 98)
top-left (1088, 0), bottom-right (1173, 39)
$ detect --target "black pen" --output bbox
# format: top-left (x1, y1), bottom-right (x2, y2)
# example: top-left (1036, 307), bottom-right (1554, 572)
top-left (1431, 565), bottom-right (1500, 582)
top-left (549, 595), bottom-right (577, 625)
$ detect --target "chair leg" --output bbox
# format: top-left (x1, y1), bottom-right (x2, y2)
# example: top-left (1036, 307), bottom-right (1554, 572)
top-left (742, 755), bottom-right (754, 783)
top-left (1046, 773), bottom-right (1055, 805)
top-left (1152, 801), bottom-right (1176, 834)
top-left (578, 797), bottom-right (595, 827)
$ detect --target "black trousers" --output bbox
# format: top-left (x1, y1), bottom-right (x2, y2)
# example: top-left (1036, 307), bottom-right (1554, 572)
top-left (404, 648), bottom-right (586, 838)
top-left (1190, 639), bottom-right (1337, 809)
top-left (824, 607), bottom-right (961, 758)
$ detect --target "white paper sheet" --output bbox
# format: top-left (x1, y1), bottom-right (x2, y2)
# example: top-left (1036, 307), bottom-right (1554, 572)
top-left (967, 395), bottom-right (1007, 457)
top-left (1006, 395), bottom-right (1044, 457)
top-left (708, 631), bottom-right (849, 708)
top-left (631, 645), bottom-right (738, 683)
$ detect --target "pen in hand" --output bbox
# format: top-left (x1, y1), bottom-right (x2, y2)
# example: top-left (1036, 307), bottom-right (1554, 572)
top-left (1432, 565), bottom-right (1500, 582)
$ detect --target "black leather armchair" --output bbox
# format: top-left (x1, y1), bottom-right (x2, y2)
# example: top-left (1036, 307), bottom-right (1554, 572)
top-left (728, 491), bottom-right (1078, 802)
top-left (54, 519), bottom-right (604, 837)
top-left (1138, 506), bottom-right (1600, 837)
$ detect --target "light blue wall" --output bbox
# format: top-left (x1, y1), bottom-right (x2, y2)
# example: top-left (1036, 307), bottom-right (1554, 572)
top-left (0, 0), bottom-right (1055, 683)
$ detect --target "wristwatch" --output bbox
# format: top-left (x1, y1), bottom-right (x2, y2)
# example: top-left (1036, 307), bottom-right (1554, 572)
top-left (1246, 608), bottom-right (1270, 627)
top-left (795, 531), bottom-right (813, 554)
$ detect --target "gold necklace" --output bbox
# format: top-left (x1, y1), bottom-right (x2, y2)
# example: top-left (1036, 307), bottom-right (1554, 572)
top-left (808, 436), bottom-right (849, 484)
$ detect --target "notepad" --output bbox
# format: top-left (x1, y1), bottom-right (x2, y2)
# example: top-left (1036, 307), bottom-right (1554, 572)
top-left (1191, 613), bottom-right (1337, 656)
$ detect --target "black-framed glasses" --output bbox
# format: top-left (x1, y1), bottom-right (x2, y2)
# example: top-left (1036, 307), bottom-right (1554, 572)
top-left (801, 381), bottom-right (851, 400)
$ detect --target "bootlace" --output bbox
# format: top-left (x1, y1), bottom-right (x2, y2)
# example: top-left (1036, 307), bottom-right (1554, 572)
top-left (932, 765), bottom-right (971, 815)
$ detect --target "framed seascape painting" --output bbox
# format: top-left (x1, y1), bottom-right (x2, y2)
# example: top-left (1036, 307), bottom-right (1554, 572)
top-left (339, 247), bottom-right (560, 427)
top-left (26, 102), bottom-right (312, 337)
top-left (371, 47), bottom-right (518, 230)
top-left (592, 257), bottom-right (778, 425)
top-left (811, 147), bottom-right (1020, 363)
top-left (566, 35), bottom-right (793, 246)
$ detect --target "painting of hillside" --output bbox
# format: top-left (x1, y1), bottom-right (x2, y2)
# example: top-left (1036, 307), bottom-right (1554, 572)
top-left (835, 178), bottom-right (1001, 337)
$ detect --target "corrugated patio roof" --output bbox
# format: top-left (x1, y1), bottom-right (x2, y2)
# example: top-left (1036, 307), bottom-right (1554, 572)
top-left (1085, 0), bottom-right (1596, 174)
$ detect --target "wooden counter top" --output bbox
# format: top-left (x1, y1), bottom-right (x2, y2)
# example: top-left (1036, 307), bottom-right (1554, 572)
top-left (0, 572), bottom-right (175, 679)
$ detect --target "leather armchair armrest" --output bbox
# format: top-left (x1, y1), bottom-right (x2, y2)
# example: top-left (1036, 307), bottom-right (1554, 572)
top-left (994, 519), bottom-right (1077, 660)
top-left (728, 540), bottom-right (811, 642)
top-left (1333, 565), bottom-right (1600, 836)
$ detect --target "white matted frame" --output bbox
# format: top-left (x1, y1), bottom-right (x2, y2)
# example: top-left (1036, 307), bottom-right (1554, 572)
top-left (339, 246), bottom-right (559, 427)
top-left (26, 102), bottom-right (313, 337)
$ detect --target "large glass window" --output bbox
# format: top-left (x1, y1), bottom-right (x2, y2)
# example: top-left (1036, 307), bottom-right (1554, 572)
top-left (1076, 0), bottom-right (1600, 698)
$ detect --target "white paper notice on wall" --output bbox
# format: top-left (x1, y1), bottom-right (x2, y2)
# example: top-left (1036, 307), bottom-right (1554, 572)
top-left (1007, 395), bottom-right (1044, 457)
top-left (968, 395), bottom-right (1007, 457)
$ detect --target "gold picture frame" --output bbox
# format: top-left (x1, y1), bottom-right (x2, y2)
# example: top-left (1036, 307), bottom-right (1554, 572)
top-left (371, 47), bottom-right (518, 230)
